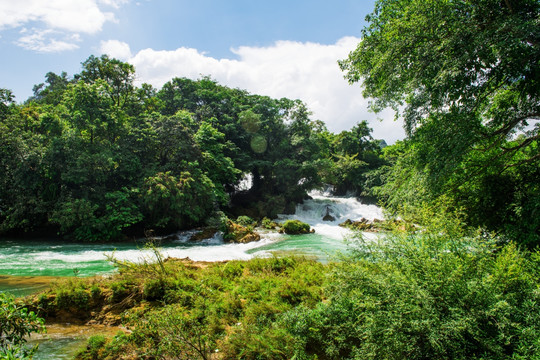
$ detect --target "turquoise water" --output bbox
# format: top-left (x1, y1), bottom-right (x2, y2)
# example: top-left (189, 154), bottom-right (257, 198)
top-left (0, 193), bottom-right (383, 289)
top-left (248, 232), bottom-right (349, 261)
top-left (0, 239), bottom-right (118, 277)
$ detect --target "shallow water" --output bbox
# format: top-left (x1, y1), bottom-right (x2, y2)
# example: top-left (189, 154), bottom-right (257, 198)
top-left (27, 324), bottom-right (123, 359)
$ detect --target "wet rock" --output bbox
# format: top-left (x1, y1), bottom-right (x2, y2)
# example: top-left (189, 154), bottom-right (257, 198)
top-left (322, 214), bottom-right (335, 221)
top-left (339, 218), bottom-right (375, 231)
top-left (322, 205), bottom-right (336, 222)
top-left (189, 227), bottom-right (218, 242)
top-left (280, 220), bottom-right (312, 235)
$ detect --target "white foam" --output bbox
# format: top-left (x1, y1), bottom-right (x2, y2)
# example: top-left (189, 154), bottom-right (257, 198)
top-left (279, 192), bottom-right (384, 228)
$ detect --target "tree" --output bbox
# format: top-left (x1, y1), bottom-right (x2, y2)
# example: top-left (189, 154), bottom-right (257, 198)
top-left (29, 71), bottom-right (71, 105)
top-left (329, 121), bottom-right (385, 195)
top-left (0, 89), bottom-right (15, 119)
top-left (194, 121), bottom-right (241, 202)
top-left (340, 0), bottom-right (540, 244)
top-left (77, 55), bottom-right (136, 109)
top-left (340, 0), bottom-right (539, 149)
top-left (142, 170), bottom-right (216, 230)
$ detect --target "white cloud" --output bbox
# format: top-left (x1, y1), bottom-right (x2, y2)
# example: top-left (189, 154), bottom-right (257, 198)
top-left (100, 40), bottom-right (133, 60)
top-left (16, 29), bottom-right (80, 52)
top-left (0, 0), bottom-right (114, 33)
top-left (129, 37), bottom-right (405, 143)
top-left (98, 0), bottom-right (130, 9)
top-left (0, 0), bottom-right (127, 52)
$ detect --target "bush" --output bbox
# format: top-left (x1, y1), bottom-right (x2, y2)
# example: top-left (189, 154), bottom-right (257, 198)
top-left (0, 293), bottom-right (45, 359)
top-left (70, 256), bottom-right (327, 360)
top-left (281, 220), bottom-right (311, 234)
top-left (235, 215), bottom-right (256, 227)
top-left (284, 228), bottom-right (540, 360)
top-left (261, 217), bottom-right (278, 229)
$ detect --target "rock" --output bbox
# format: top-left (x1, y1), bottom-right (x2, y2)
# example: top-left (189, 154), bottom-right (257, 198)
top-left (237, 232), bottom-right (261, 243)
top-left (322, 205), bottom-right (336, 222)
top-left (322, 214), bottom-right (336, 221)
top-left (281, 219), bottom-right (312, 235)
top-left (190, 227), bottom-right (218, 242)
top-left (339, 218), bottom-right (375, 231)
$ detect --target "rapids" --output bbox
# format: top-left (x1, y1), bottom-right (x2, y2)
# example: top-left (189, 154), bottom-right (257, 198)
top-left (0, 192), bottom-right (383, 283)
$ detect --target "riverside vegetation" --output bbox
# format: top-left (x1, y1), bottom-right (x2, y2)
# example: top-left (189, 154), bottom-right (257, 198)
top-left (1, 0), bottom-right (539, 358)
top-left (20, 216), bottom-right (540, 360)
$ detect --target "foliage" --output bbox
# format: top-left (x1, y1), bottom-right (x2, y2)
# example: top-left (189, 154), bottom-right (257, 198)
top-left (1, 56), bottom-right (386, 240)
top-left (315, 121), bottom-right (387, 196)
top-left (222, 219), bottom-right (260, 243)
top-left (27, 256), bottom-right (327, 360)
top-left (340, 0), bottom-right (540, 246)
top-left (142, 170), bottom-right (216, 230)
top-left (235, 215), bottom-right (256, 227)
top-left (0, 293), bottom-right (45, 359)
top-left (281, 220), bottom-right (311, 235)
top-left (285, 220), bottom-right (540, 360)
top-left (261, 217), bottom-right (278, 230)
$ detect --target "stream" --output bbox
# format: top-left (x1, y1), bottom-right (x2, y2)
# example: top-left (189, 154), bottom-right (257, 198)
top-left (0, 192), bottom-right (383, 358)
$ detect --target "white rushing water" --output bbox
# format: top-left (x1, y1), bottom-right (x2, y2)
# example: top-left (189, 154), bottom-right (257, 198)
top-left (279, 190), bottom-right (384, 239)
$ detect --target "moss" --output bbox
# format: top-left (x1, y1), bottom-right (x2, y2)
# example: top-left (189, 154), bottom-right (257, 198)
top-left (261, 217), bottom-right (278, 229)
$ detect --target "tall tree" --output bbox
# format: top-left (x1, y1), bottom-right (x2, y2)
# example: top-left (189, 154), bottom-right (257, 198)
top-left (29, 71), bottom-right (71, 105)
top-left (341, 0), bottom-right (540, 244)
top-left (340, 0), bottom-right (539, 163)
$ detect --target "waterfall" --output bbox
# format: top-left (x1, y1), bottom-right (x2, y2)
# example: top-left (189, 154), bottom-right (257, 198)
top-left (278, 191), bottom-right (384, 239)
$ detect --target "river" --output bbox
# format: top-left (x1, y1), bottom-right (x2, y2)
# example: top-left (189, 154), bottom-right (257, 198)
top-left (0, 192), bottom-right (383, 358)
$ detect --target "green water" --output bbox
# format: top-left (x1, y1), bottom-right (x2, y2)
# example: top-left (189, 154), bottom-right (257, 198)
top-left (31, 337), bottom-right (86, 360)
top-left (0, 239), bottom-right (131, 278)
top-left (248, 232), bottom-right (349, 261)
top-left (0, 194), bottom-right (383, 283)
top-left (27, 324), bottom-right (122, 360)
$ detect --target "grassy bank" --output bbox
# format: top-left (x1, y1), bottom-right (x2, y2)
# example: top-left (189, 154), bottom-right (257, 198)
top-left (28, 255), bottom-right (328, 359)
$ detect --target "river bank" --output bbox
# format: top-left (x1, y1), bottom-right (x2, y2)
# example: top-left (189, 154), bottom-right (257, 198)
top-left (1, 193), bottom-right (384, 358)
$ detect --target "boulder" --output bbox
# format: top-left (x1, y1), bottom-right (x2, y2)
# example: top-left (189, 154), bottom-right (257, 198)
top-left (189, 227), bottom-right (218, 242)
top-left (281, 219), bottom-right (312, 235)
top-left (322, 205), bottom-right (336, 222)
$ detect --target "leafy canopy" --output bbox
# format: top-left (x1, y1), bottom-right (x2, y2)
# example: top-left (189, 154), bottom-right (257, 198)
top-left (340, 0), bottom-right (540, 245)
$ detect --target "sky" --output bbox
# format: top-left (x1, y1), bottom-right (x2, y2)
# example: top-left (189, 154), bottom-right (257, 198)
top-left (0, 0), bottom-right (406, 143)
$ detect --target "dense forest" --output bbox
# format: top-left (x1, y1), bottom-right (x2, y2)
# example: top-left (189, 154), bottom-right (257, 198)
top-left (1, 0), bottom-right (539, 359)
top-left (0, 56), bottom-right (385, 241)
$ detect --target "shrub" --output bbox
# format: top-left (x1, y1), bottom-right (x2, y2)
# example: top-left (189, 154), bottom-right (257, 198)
top-left (261, 217), bottom-right (278, 229)
top-left (236, 215), bottom-right (256, 227)
top-left (281, 220), bottom-right (311, 234)
top-left (71, 256), bottom-right (327, 360)
top-left (0, 293), bottom-right (45, 359)
top-left (284, 229), bottom-right (540, 360)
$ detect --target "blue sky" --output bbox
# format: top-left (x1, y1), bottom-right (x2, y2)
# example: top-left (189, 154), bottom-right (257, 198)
top-left (0, 0), bottom-right (405, 142)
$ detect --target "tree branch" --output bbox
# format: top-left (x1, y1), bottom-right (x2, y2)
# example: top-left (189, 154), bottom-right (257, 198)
top-left (503, 0), bottom-right (514, 13)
